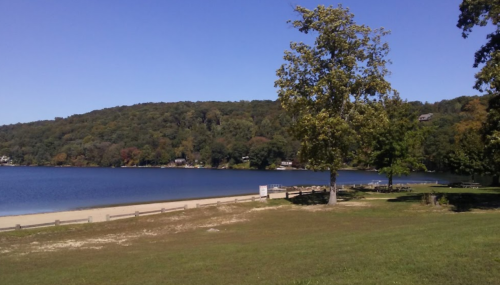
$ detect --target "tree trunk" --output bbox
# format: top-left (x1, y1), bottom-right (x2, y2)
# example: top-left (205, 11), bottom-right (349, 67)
top-left (492, 175), bottom-right (500, 186)
top-left (388, 173), bottom-right (393, 190)
top-left (328, 171), bottom-right (337, 205)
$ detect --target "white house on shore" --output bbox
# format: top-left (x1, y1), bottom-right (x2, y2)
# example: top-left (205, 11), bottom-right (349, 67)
top-left (281, 161), bottom-right (293, 167)
top-left (0, 156), bottom-right (11, 163)
top-left (175, 158), bottom-right (186, 165)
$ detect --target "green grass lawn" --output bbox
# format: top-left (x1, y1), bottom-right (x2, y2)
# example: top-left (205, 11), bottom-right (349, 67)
top-left (1, 186), bottom-right (499, 285)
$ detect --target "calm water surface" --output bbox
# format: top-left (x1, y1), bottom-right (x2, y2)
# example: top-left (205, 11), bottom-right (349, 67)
top-left (0, 167), bottom-right (462, 216)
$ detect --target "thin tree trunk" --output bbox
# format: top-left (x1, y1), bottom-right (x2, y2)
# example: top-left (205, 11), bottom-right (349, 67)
top-left (388, 172), bottom-right (393, 190)
top-left (328, 171), bottom-right (337, 205)
top-left (492, 175), bottom-right (500, 186)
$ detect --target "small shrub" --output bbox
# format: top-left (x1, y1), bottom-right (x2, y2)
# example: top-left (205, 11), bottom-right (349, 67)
top-left (438, 194), bottom-right (449, 205)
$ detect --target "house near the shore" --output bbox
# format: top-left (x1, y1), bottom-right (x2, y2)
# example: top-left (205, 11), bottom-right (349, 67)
top-left (0, 156), bottom-right (10, 163)
top-left (175, 158), bottom-right (186, 165)
top-left (418, 113), bottom-right (433, 122)
top-left (242, 156), bottom-right (249, 161)
top-left (281, 161), bottom-right (293, 167)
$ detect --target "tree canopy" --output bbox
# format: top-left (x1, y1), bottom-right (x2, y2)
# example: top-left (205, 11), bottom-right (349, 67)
top-left (370, 97), bottom-right (426, 187)
top-left (458, 0), bottom-right (500, 183)
top-left (458, 0), bottom-right (500, 92)
top-left (275, 5), bottom-right (394, 204)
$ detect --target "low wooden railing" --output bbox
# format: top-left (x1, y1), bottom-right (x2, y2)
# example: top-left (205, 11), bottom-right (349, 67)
top-left (286, 189), bottom-right (328, 199)
top-left (0, 196), bottom-right (262, 232)
top-left (0, 217), bottom-right (92, 232)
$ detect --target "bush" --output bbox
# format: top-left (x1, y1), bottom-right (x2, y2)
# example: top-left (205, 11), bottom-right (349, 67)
top-left (438, 194), bottom-right (449, 205)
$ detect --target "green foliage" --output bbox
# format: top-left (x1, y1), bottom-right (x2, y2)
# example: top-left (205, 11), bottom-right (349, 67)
top-left (275, 5), bottom-right (394, 203)
top-left (210, 141), bottom-right (227, 168)
top-left (438, 194), bottom-right (449, 205)
top-left (458, 0), bottom-right (500, 181)
top-left (0, 93), bottom-right (495, 172)
top-left (228, 141), bottom-right (249, 164)
top-left (370, 97), bottom-right (426, 187)
top-left (0, 101), bottom-right (296, 168)
top-left (483, 95), bottom-right (500, 177)
top-left (408, 95), bottom-right (492, 172)
top-left (249, 143), bottom-right (270, 170)
top-left (445, 129), bottom-right (485, 180)
top-left (458, 0), bottom-right (500, 93)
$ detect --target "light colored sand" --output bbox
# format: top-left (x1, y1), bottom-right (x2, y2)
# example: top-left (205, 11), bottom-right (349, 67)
top-left (0, 192), bottom-right (286, 230)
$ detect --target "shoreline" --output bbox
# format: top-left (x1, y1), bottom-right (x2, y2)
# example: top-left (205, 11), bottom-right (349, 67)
top-left (0, 192), bottom-right (259, 218)
top-left (0, 193), bottom-right (286, 230)
top-left (0, 165), bottom-right (382, 172)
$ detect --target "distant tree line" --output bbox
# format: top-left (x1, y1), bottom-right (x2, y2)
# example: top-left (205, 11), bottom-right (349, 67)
top-left (0, 95), bottom-right (495, 174)
top-left (0, 100), bottom-right (302, 169)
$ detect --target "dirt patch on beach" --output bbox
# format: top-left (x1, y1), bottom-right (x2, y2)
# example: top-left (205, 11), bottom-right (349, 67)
top-left (0, 205), bottom-right (264, 255)
top-left (0, 201), bottom-right (373, 256)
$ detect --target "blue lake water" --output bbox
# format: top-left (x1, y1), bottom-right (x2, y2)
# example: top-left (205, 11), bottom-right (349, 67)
top-left (0, 167), bottom-right (462, 216)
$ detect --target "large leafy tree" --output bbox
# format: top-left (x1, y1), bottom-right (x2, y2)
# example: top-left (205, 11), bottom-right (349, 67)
top-left (275, 5), bottom-right (393, 205)
top-left (458, 0), bottom-right (500, 182)
top-left (446, 128), bottom-right (485, 181)
top-left (446, 98), bottom-right (488, 181)
top-left (483, 95), bottom-right (500, 183)
top-left (370, 97), bottom-right (426, 188)
top-left (210, 141), bottom-right (227, 168)
top-left (458, 0), bottom-right (500, 93)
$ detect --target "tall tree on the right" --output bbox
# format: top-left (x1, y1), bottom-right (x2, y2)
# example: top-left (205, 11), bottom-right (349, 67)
top-left (458, 0), bottom-right (500, 183)
top-left (483, 95), bottom-right (500, 184)
top-left (446, 99), bottom-right (488, 181)
top-left (370, 97), bottom-right (426, 189)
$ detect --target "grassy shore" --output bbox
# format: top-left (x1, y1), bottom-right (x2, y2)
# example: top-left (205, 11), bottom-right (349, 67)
top-left (1, 186), bottom-right (499, 285)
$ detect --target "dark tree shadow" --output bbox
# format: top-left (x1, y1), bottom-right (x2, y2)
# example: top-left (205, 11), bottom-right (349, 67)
top-left (447, 193), bottom-right (500, 212)
top-left (387, 192), bottom-right (500, 212)
top-left (387, 194), bottom-right (423, 203)
top-left (287, 192), bottom-right (329, 205)
top-left (287, 191), bottom-right (364, 205)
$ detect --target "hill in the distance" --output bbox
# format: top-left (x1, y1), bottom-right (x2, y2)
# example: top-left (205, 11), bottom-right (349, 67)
top-left (0, 95), bottom-right (491, 170)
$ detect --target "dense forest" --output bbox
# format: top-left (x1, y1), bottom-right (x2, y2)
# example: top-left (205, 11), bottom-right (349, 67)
top-left (0, 95), bottom-right (492, 171)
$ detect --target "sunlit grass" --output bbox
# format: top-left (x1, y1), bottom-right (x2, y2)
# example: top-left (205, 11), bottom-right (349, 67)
top-left (1, 186), bottom-right (499, 285)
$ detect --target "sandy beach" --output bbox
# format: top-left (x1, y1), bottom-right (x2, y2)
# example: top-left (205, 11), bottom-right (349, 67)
top-left (0, 193), bottom-right (286, 230)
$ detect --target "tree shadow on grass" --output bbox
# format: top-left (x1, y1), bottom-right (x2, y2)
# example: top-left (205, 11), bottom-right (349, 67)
top-left (287, 191), bottom-right (364, 205)
top-left (287, 193), bottom-right (329, 205)
top-left (387, 194), bottom-right (423, 203)
top-left (446, 193), bottom-right (500, 212)
top-left (387, 192), bottom-right (500, 212)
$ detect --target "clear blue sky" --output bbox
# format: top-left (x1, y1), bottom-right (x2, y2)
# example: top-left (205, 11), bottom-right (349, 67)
top-left (0, 0), bottom-right (493, 125)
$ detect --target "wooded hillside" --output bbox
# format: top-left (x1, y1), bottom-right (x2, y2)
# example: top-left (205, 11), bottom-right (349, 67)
top-left (0, 95), bottom-right (491, 170)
